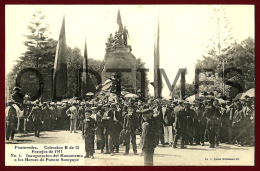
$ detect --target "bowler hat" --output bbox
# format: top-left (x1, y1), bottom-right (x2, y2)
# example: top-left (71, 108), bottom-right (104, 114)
top-left (85, 109), bottom-right (92, 113)
top-left (91, 107), bottom-right (97, 110)
top-left (13, 87), bottom-right (21, 91)
top-left (7, 99), bottom-right (15, 104)
top-left (178, 100), bottom-right (185, 104)
top-left (103, 104), bottom-right (110, 107)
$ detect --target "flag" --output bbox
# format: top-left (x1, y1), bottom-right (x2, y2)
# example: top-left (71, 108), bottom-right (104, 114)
top-left (82, 38), bottom-right (96, 96)
top-left (52, 16), bottom-right (67, 100)
top-left (117, 9), bottom-right (123, 30)
top-left (82, 38), bottom-right (88, 95)
top-left (154, 20), bottom-right (162, 98)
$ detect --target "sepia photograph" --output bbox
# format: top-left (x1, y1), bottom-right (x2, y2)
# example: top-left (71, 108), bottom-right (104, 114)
top-left (5, 5), bottom-right (255, 166)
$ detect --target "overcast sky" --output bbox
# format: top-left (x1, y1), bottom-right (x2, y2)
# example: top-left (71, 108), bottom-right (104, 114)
top-left (5, 5), bottom-right (254, 98)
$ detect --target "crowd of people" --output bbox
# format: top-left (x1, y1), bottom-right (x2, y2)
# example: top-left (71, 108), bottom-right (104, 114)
top-left (5, 87), bottom-right (255, 165)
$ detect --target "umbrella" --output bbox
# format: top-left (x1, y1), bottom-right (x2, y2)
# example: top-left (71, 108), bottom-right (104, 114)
top-left (61, 99), bottom-right (70, 103)
top-left (233, 88), bottom-right (255, 100)
top-left (185, 93), bottom-right (205, 102)
top-left (216, 98), bottom-right (225, 104)
top-left (206, 95), bottom-right (215, 99)
top-left (244, 88), bottom-right (255, 97)
top-left (185, 95), bottom-right (196, 103)
top-left (121, 91), bottom-right (129, 96)
top-left (86, 92), bottom-right (94, 96)
top-left (124, 93), bottom-right (138, 98)
top-left (233, 93), bottom-right (243, 100)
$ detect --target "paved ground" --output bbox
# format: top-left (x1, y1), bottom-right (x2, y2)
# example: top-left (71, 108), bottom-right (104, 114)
top-left (6, 130), bottom-right (254, 166)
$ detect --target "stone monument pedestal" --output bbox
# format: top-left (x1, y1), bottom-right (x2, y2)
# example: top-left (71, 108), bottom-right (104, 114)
top-left (102, 45), bottom-right (136, 93)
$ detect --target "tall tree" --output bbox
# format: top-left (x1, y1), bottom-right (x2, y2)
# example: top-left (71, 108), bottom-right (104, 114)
top-left (7, 10), bottom-right (56, 101)
top-left (196, 37), bottom-right (255, 98)
top-left (136, 58), bottom-right (149, 96)
top-left (22, 10), bottom-right (50, 69)
top-left (196, 6), bottom-right (237, 98)
top-left (203, 6), bottom-right (235, 58)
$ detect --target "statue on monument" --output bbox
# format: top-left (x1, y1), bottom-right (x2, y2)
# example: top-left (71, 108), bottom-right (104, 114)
top-left (123, 26), bottom-right (129, 46)
top-left (105, 10), bottom-right (132, 52)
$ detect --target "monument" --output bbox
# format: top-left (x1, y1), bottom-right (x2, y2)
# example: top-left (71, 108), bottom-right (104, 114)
top-left (101, 10), bottom-right (136, 93)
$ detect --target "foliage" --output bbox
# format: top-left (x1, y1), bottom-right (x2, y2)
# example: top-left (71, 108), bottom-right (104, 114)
top-left (136, 58), bottom-right (149, 96)
top-left (6, 10), bottom-right (149, 101)
top-left (195, 37), bottom-right (255, 98)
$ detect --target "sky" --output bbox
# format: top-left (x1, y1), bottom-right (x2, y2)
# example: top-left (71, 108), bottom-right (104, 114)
top-left (5, 5), bottom-right (254, 98)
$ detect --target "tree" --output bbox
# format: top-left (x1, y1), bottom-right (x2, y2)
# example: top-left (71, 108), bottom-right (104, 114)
top-left (203, 6), bottom-right (235, 58)
top-left (7, 10), bottom-right (56, 101)
top-left (224, 37), bottom-right (255, 94)
top-left (196, 6), bottom-right (239, 98)
top-left (67, 46), bottom-right (83, 97)
top-left (195, 37), bottom-right (255, 98)
top-left (136, 58), bottom-right (149, 96)
top-left (22, 10), bottom-right (51, 69)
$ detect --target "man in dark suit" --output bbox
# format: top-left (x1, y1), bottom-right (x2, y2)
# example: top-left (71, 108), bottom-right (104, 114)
top-left (160, 102), bottom-right (174, 146)
top-left (12, 87), bottom-right (24, 110)
top-left (78, 102), bottom-right (85, 134)
top-left (184, 102), bottom-right (195, 145)
top-left (140, 108), bottom-right (156, 166)
top-left (56, 102), bottom-right (63, 130)
top-left (91, 106), bottom-right (105, 153)
top-left (194, 100), bottom-right (206, 145)
top-left (28, 100), bottom-right (43, 137)
top-left (123, 104), bottom-right (138, 155)
top-left (204, 99), bottom-right (221, 148)
top-left (6, 100), bottom-right (18, 140)
top-left (82, 109), bottom-right (97, 159)
top-left (101, 104), bottom-right (114, 155)
top-left (220, 102), bottom-right (228, 143)
top-left (111, 103), bottom-right (123, 153)
top-left (226, 100), bottom-right (235, 144)
top-left (173, 100), bottom-right (187, 149)
top-left (152, 101), bottom-right (165, 147)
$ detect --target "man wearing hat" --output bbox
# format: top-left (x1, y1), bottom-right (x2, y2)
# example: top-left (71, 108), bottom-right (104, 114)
top-left (28, 100), bottom-right (43, 137)
top-left (41, 102), bottom-right (50, 131)
top-left (49, 102), bottom-right (57, 131)
top-left (184, 101), bottom-right (195, 145)
top-left (56, 102), bottom-right (63, 130)
top-left (66, 101), bottom-right (78, 133)
top-left (91, 106), bottom-right (105, 153)
top-left (219, 101), bottom-right (228, 143)
top-left (232, 101), bottom-right (244, 146)
top-left (11, 87), bottom-right (24, 109)
top-left (6, 100), bottom-right (18, 140)
top-left (160, 101), bottom-right (174, 146)
top-left (194, 100), bottom-right (206, 146)
top-left (173, 100), bottom-right (187, 149)
top-left (101, 104), bottom-right (114, 154)
top-left (78, 102), bottom-right (85, 134)
top-left (82, 109), bottom-right (97, 159)
top-left (140, 108), bottom-right (156, 166)
top-left (62, 102), bottom-right (70, 131)
top-left (203, 99), bottom-right (221, 148)
top-left (226, 100), bottom-right (235, 144)
top-left (152, 101), bottom-right (165, 147)
top-left (110, 103), bottom-right (123, 154)
top-left (123, 104), bottom-right (139, 155)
